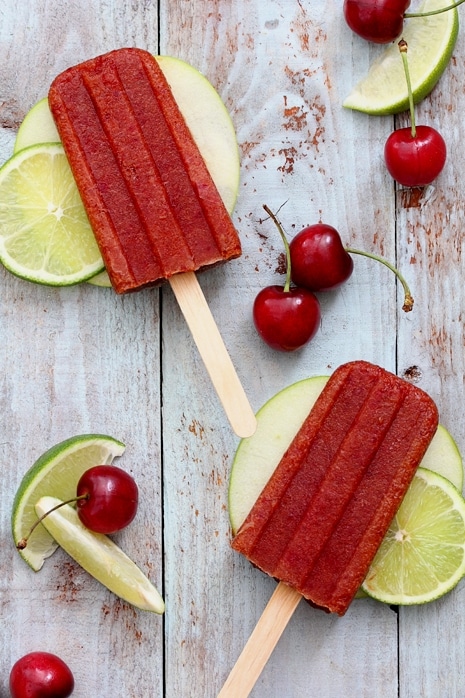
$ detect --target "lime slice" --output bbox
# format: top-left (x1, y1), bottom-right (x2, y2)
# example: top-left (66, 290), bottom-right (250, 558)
top-left (0, 143), bottom-right (105, 285)
top-left (343, 0), bottom-right (459, 115)
top-left (12, 434), bottom-right (125, 571)
top-left (35, 496), bottom-right (164, 614)
top-left (362, 467), bottom-right (465, 605)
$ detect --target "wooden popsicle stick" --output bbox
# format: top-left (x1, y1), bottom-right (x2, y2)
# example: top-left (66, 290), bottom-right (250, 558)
top-left (217, 582), bottom-right (302, 697)
top-left (169, 271), bottom-right (257, 438)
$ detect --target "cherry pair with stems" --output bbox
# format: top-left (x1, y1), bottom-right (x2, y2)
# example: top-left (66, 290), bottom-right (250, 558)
top-left (253, 205), bottom-right (414, 352)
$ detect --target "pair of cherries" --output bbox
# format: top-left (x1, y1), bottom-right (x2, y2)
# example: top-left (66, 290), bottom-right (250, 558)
top-left (344, 1), bottom-right (451, 188)
top-left (253, 208), bottom-right (353, 352)
top-left (253, 207), bottom-right (414, 352)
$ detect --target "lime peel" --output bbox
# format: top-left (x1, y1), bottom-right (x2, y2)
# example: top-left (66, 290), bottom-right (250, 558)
top-left (35, 496), bottom-right (165, 614)
top-left (12, 434), bottom-right (126, 571)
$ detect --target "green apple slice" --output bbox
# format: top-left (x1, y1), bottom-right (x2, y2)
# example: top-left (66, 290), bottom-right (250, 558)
top-left (421, 424), bottom-right (463, 492)
top-left (228, 376), bottom-right (464, 534)
top-left (14, 97), bottom-right (60, 153)
top-left (35, 496), bottom-right (165, 614)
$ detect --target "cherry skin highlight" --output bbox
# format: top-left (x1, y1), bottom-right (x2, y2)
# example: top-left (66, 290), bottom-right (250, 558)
top-left (384, 125), bottom-right (447, 187)
top-left (343, 0), bottom-right (410, 43)
top-left (289, 224), bottom-right (354, 292)
top-left (9, 652), bottom-right (74, 698)
top-left (253, 285), bottom-right (321, 352)
top-left (76, 465), bottom-right (139, 534)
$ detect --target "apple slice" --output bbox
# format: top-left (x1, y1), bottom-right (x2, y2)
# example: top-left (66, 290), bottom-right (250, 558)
top-left (228, 376), bottom-right (463, 534)
top-left (14, 97), bottom-right (60, 153)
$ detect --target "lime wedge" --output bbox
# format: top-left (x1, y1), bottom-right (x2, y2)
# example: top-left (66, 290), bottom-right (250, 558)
top-left (343, 0), bottom-right (459, 115)
top-left (35, 496), bottom-right (164, 614)
top-left (12, 434), bottom-right (125, 571)
top-left (362, 468), bottom-right (465, 605)
top-left (0, 143), bottom-right (105, 285)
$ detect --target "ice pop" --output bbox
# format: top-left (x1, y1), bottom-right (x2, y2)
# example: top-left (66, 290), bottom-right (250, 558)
top-left (219, 360), bottom-right (438, 696)
top-left (48, 48), bottom-right (255, 437)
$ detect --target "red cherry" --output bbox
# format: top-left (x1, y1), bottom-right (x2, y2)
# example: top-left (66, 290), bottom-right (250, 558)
top-left (289, 224), bottom-right (354, 291)
top-left (10, 652), bottom-right (74, 698)
top-left (384, 125), bottom-right (447, 187)
top-left (253, 285), bottom-right (321, 352)
top-left (76, 465), bottom-right (138, 534)
top-left (343, 0), bottom-right (410, 43)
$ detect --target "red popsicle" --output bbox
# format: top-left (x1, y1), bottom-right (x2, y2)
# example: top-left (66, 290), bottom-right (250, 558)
top-left (232, 360), bottom-right (438, 613)
top-left (48, 48), bottom-right (241, 293)
top-left (219, 360), bottom-right (438, 696)
top-left (48, 48), bottom-right (255, 438)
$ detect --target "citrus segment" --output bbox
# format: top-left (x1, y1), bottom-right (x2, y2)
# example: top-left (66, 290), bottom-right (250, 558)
top-left (362, 468), bottom-right (465, 605)
top-left (343, 0), bottom-right (459, 115)
top-left (12, 434), bottom-right (125, 571)
top-left (35, 497), bottom-right (164, 614)
top-left (0, 144), bottom-right (105, 285)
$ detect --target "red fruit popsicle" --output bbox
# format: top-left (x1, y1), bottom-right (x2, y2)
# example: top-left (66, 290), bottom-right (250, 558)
top-left (219, 360), bottom-right (438, 696)
top-left (48, 48), bottom-right (256, 438)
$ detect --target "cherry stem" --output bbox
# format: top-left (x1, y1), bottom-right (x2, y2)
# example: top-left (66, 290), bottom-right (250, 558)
top-left (398, 39), bottom-right (416, 139)
top-left (263, 204), bottom-right (292, 292)
top-left (405, 0), bottom-right (465, 17)
top-left (345, 247), bottom-right (414, 312)
top-left (16, 494), bottom-right (89, 550)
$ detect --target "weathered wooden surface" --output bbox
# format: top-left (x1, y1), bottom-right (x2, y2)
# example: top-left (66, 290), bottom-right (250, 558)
top-left (0, 1), bottom-right (464, 696)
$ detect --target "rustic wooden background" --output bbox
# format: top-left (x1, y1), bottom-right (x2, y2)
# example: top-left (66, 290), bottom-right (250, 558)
top-left (1, 1), bottom-right (464, 696)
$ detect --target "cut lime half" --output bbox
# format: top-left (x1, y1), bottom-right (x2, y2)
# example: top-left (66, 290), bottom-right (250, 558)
top-left (35, 497), bottom-right (164, 614)
top-left (12, 434), bottom-right (125, 571)
top-left (362, 468), bottom-right (465, 605)
top-left (343, 0), bottom-right (459, 115)
top-left (0, 143), bottom-right (105, 285)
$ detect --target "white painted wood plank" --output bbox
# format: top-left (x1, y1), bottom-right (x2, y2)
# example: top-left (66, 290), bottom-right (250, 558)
top-left (395, 17), bottom-right (465, 698)
top-left (0, 2), bottom-right (164, 697)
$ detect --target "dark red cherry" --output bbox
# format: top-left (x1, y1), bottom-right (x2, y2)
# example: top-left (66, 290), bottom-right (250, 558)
top-left (253, 285), bottom-right (321, 352)
top-left (343, 0), bottom-right (411, 43)
top-left (289, 224), bottom-right (354, 292)
top-left (10, 652), bottom-right (74, 698)
top-left (76, 465), bottom-right (138, 534)
top-left (384, 125), bottom-right (447, 187)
